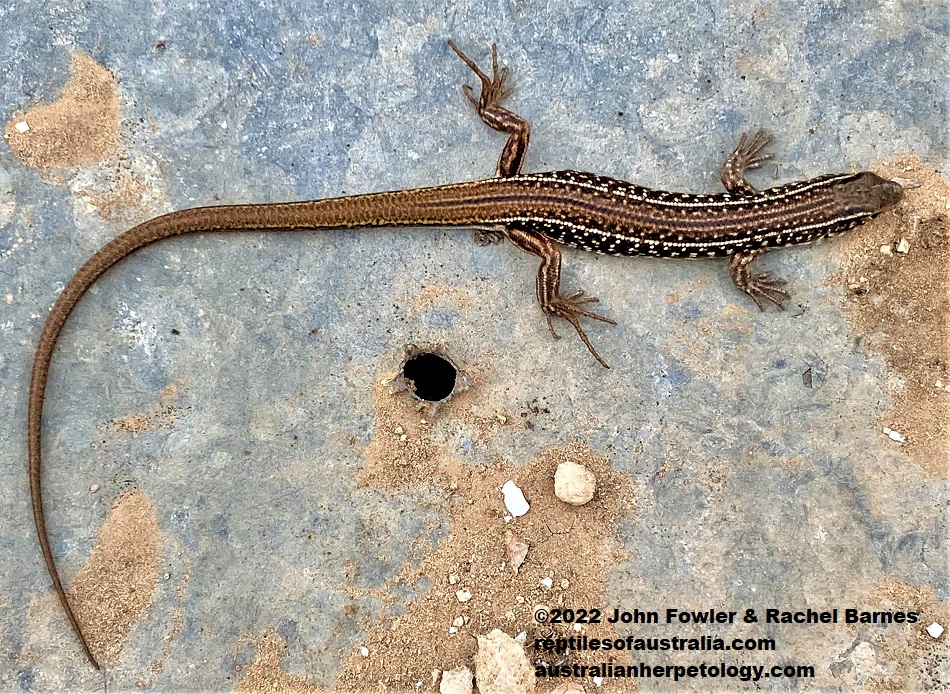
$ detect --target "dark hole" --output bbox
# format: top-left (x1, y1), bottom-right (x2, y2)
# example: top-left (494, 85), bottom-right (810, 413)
top-left (402, 352), bottom-right (457, 401)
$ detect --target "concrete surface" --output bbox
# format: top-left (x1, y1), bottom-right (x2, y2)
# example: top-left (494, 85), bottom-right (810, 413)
top-left (1, 0), bottom-right (946, 690)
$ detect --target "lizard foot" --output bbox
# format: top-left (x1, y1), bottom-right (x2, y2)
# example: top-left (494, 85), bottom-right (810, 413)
top-left (720, 128), bottom-right (774, 195)
top-left (473, 228), bottom-right (506, 246)
top-left (729, 250), bottom-right (790, 310)
top-left (448, 40), bottom-right (512, 113)
top-left (741, 272), bottom-right (791, 311)
top-left (731, 128), bottom-right (774, 172)
top-left (543, 291), bottom-right (617, 368)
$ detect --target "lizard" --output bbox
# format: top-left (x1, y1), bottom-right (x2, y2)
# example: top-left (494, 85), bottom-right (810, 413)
top-left (27, 40), bottom-right (904, 670)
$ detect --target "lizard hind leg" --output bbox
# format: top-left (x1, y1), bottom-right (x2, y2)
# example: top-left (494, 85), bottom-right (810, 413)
top-left (504, 224), bottom-right (617, 368)
top-left (447, 40), bottom-right (530, 177)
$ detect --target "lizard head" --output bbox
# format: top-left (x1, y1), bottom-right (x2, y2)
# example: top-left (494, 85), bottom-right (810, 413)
top-left (839, 172), bottom-right (904, 215)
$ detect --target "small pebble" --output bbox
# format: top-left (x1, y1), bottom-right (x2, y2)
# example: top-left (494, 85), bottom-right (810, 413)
top-left (502, 480), bottom-right (529, 517)
top-left (554, 461), bottom-right (597, 506)
top-left (14, 121), bottom-right (30, 133)
top-left (504, 530), bottom-right (529, 574)
top-left (456, 588), bottom-right (472, 603)
top-left (926, 622), bottom-right (944, 638)
top-left (882, 426), bottom-right (906, 443)
top-left (896, 238), bottom-right (910, 254)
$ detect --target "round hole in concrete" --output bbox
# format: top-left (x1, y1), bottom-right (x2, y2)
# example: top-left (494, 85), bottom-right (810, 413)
top-left (402, 352), bottom-right (457, 401)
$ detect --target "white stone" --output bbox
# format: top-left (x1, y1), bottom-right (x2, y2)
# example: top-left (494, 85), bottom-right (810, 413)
top-left (475, 629), bottom-right (535, 694)
top-left (882, 427), bottom-right (906, 443)
top-left (456, 588), bottom-right (472, 603)
top-left (502, 480), bottom-right (530, 517)
top-left (554, 461), bottom-right (596, 506)
top-left (14, 121), bottom-right (29, 133)
top-left (927, 622), bottom-right (944, 638)
top-left (440, 666), bottom-right (473, 694)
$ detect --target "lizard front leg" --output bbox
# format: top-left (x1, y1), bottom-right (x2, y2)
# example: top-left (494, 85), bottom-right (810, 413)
top-left (728, 250), bottom-right (791, 310)
top-left (720, 129), bottom-right (790, 309)
top-left (720, 127), bottom-right (772, 196)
